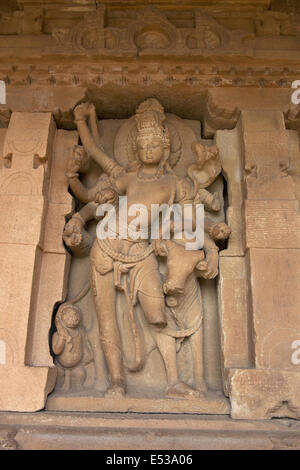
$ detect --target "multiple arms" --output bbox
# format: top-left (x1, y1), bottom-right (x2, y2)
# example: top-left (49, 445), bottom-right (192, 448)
top-left (74, 103), bottom-right (123, 178)
top-left (62, 202), bottom-right (97, 256)
top-left (66, 103), bottom-right (127, 203)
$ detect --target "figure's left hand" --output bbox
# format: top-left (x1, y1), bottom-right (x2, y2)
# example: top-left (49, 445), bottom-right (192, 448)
top-left (200, 249), bottom-right (219, 279)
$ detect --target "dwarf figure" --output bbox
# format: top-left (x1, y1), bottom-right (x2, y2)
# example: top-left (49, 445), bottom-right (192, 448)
top-left (52, 304), bottom-right (93, 391)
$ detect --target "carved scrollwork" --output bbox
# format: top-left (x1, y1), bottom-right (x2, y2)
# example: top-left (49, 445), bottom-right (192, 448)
top-left (186, 27), bottom-right (221, 50)
top-left (69, 9), bottom-right (105, 53)
top-left (47, 6), bottom-right (250, 57)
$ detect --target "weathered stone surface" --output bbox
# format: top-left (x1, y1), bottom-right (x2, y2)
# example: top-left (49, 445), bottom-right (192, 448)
top-left (229, 369), bottom-right (300, 420)
top-left (26, 251), bottom-right (70, 366)
top-left (46, 392), bottom-right (230, 415)
top-left (287, 129), bottom-right (300, 207)
top-left (0, 366), bottom-right (56, 412)
top-left (218, 257), bottom-right (252, 379)
top-left (241, 109), bottom-right (295, 200)
top-left (2, 411), bottom-right (300, 450)
top-left (0, 128), bottom-right (7, 171)
top-left (3, 112), bottom-right (55, 169)
top-left (245, 200), bottom-right (300, 249)
top-left (0, 195), bottom-right (44, 245)
top-left (217, 254), bottom-right (253, 397)
top-left (249, 248), bottom-right (300, 370)
top-left (216, 124), bottom-right (245, 256)
top-left (0, 112), bottom-right (57, 411)
top-left (26, 130), bottom-right (76, 367)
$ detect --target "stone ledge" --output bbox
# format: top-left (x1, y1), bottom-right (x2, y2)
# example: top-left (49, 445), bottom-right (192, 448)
top-left (1, 411), bottom-right (300, 449)
top-left (46, 391), bottom-right (229, 414)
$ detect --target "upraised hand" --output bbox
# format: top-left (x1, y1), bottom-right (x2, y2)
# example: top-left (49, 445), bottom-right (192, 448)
top-left (67, 145), bottom-right (90, 178)
top-left (73, 102), bottom-right (91, 122)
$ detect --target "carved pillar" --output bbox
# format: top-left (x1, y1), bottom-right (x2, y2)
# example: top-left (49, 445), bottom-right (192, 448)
top-left (0, 112), bottom-right (62, 411)
top-left (227, 109), bottom-right (300, 419)
top-left (216, 123), bottom-right (253, 397)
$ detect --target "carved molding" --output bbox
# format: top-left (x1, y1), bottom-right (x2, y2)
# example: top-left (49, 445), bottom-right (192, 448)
top-left (0, 63), bottom-right (299, 90)
top-left (0, 5), bottom-right (299, 61)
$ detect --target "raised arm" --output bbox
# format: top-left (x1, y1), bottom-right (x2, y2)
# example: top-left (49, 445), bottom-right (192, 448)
top-left (52, 332), bottom-right (65, 356)
top-left (62, 201), bottom-right (97, 256)
top-left (67, 177), bottom-right (96, 204)
top-left (74, 103), bottom-right (123, 178)
top-left (88, 103), bottom-right (102, 149)
top-left (66, 145), bottom-right (102, 203)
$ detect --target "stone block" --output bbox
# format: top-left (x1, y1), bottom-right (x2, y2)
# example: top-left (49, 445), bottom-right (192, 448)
top-left (229, 368), bottom-right (300, 420)
top-left (216, 126), bottom-right (245, 256)
top-left (249, 249), bottom-right (300, 369)
top-left (218, 257), bottom-right (252, 377)
top-left (3, 112), bottom-right (55, 172)
top-left (0, 195), bottom-right (44, 245)
top-left (0, 366), bottom-right (56, 412)
top-left (245, 200), bottom-right (300, 249)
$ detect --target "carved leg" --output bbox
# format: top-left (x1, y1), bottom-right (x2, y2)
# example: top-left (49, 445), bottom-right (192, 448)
top-left (55, 363), bottom-right (65, 389)
top-left (137, 260), bottom-right (167, 328)
top-left (72, 366), bottom-right (87, 391)
top-left (137, 263), bottom-right (199, 399)
top-left (92, 268), bottom-right (125, 397)
top-left (151, 328), bottom-right (179, 387)
top-left (153, 330), bottom-right (200, 399)
top-left (189, 327), bottom-right (207, 394)
top-left (62, 369), bottom-right (71, 392)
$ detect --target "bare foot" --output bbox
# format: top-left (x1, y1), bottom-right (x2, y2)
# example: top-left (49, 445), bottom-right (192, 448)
top-left (166, 382), bottom-right (202, 399)
top-left (196, 380), bottom-right (208, 394)
top-left (105, 384), bottom-right (125, 398)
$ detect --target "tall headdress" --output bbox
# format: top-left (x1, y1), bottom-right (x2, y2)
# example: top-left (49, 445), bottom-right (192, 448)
top-left (126, 98), bottom-right (183, 171)
top-left (134, 98), bottom-right (170, 147)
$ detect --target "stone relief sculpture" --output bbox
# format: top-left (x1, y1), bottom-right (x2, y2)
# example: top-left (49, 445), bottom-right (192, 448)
top-left (48, 7), bottom-right (250, 57)
top-left (49, 98), bottom-right (231, 411)
top-left (52, 300), bottom-right (93, 392)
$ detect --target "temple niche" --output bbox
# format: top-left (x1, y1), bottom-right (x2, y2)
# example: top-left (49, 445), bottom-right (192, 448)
top-left (1, 0), bottom-right (300, 450)
top-left (47, 99), bottom-right (230, 413)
